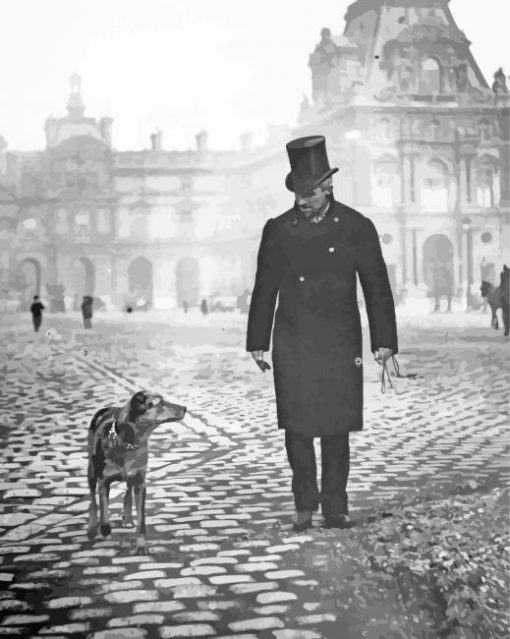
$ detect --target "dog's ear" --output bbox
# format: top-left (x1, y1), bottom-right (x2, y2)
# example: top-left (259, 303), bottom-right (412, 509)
top-left (129, 392), bottom-right (149, 417)
top-left (115, 422), bottom-right (135, 444)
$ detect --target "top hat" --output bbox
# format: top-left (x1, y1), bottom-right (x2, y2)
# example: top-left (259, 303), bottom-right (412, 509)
top-left (285, 135), bottom-right (338, 195)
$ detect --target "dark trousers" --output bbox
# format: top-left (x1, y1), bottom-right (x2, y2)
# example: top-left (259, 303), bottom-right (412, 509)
top-left (284, 430), bottom-right (350, 516)
top-left (32, 316), bottom-right (42, 332)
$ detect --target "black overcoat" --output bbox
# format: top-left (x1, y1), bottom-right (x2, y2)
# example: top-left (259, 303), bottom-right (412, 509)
top-left (246, 199), bottom-right (398, 436)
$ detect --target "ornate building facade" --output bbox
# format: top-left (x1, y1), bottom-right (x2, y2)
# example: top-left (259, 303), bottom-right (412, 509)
top-left (0, 76), bottom-right (289, 310)
top-left (295, 0), bottom-right (510, 301)
top-left (0, 0), bottom-right (508, 311)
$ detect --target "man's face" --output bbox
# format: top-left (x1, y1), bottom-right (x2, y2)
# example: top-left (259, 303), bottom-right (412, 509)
top-left (295, 183), bottom-right (330, 218)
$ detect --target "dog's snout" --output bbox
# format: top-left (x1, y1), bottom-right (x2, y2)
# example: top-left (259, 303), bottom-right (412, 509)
top-left (158, 401), bottom-right (186, 422)
top-left (176, 404), bottom-right (187, 420)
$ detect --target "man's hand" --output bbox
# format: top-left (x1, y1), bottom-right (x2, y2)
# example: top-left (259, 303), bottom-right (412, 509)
top-left (374, 347), bottom-right (393, 365)
top-left (251, 350), bottom-right (271, 372)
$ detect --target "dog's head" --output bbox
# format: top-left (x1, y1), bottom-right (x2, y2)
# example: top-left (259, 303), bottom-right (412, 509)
top-left (123, 391), bottom-right (186, 429)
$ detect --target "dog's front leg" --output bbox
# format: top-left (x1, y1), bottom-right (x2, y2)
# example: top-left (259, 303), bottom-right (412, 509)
top-left (87, 463), bottom-right (99, 540)
top-left (123, 482), bottom-right (134, 527)
top-left (98, 478), bottom-right (112, 538)
top-left (133, 473), bottom-right (147, 554)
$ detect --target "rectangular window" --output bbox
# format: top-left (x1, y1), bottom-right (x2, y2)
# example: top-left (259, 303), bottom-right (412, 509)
top-left (96, 208), bottom-right (111, 233)
top-left (55, 208), bottom-right (68, 234)
top-left (75, 209), bottom-right (90, 239)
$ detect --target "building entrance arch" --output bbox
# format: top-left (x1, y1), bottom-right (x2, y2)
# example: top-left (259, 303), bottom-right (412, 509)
top-left (128, 256), bottom-right (153, 306)
top-left (16, 257), bottom-right (42, 310)
top-left (76, 257), bottom-right (95, 295)
top-left (72, 257), bottom-right (95, 309)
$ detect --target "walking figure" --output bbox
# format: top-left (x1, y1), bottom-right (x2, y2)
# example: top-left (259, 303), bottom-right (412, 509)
top-left (183, 300), bottom-right (189, 314)
top-left (247, 136), bottom-right (398, 531)
top-left (432, 262), bottom-right (453, 312)
top-left (200, 298), bottom-right (208, 315)
top-left (30, 295), bottom-right (45, 332)
top-left (81, 295), bottom-right (93, 329)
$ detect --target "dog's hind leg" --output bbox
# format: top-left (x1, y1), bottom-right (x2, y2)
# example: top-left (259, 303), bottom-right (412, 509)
top-left (87, 465), bottom-right (99, 541)
top-left (123, 483), bottom-right (134, 527)
top-left (133, 472), bottom-right (147, 554)
top-left (491, 306), bottom-right (499, 329)
top-left (503, 306), bottom-right (509, 337)
top-left (98, 478), bottom-right (112, 537)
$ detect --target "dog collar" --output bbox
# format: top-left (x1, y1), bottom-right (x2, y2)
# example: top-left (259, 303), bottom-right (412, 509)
top-left (107, 419), bottom-right (137, 451)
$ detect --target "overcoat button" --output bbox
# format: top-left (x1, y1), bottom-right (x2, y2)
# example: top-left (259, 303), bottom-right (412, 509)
top-left (328, 247), bottom-right (335, 253)
top-left (334, 217), bottom-right (339, 223)
top-left (299, 276), bottom-right (305, 282)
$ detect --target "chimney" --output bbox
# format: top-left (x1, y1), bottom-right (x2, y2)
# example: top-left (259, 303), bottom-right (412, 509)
top-left (240, 132), bottom-right (253, 152)
top-left (195, 129), bottom-right (208, 154)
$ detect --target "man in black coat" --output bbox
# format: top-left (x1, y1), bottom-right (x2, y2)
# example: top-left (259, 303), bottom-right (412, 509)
top-left (30, 295), bottom-right (45, 332)
top-left (81, 295), bottom-right (93, 329)
top-left (247, 136), bottom-right (398, 531)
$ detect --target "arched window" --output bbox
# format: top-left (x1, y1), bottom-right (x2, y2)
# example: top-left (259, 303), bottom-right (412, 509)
top-left (478, 119), bottom-right (491, 141)
top-left (75, 208), bottom-right (90, 240)
top-left (420, 58), bottom-right (441, 94)
top-left (421, 159), bottom-right (449, 211)
top-left (475, 158), bottom-right (498, 208)
top-left (372, 156), bottom-right (398, 208)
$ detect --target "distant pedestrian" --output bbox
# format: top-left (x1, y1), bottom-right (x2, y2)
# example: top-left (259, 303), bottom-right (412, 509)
top-left (183, 300), bottom-right (189, 314)
top-left (30, 295), bottom-right (45, 332)
top-left (432, 262), bottom-right (453, 312)
top-left (200, 298), bottom-right (208, 315)
top-left (81, 295), bottom-right (93, 329)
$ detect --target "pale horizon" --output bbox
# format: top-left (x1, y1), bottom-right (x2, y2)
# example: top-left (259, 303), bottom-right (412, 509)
top-left (1, 0), bottom-right (508, 152)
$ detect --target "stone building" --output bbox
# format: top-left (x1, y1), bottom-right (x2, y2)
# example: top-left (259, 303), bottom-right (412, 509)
top-left (0, 0), bottom-right (508, 311)
top-left (294, 0), bottom-right (510, 301)
top-left (0, 76), bottom-right (289, 310)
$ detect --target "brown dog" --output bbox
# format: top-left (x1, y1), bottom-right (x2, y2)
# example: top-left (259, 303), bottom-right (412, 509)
top-left (87, 391), bottom-right (186, 552)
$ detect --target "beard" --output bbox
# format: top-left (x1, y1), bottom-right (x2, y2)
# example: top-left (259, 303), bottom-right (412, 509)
top-left (295, 190), bottom-right (333, 217)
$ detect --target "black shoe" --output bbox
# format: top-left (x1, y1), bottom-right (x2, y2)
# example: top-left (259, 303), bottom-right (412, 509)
top-left (323, 514), bottom-right (350, 529)
top-left (292, 511), bottom-right (313, 532)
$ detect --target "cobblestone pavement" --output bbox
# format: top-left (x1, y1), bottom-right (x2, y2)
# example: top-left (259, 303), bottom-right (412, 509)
top-left (0, 310), bottom-right (508, 638)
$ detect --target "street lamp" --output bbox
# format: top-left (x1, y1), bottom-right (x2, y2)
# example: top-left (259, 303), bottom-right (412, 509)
top-left (461, 215), bottom-right (474, 310)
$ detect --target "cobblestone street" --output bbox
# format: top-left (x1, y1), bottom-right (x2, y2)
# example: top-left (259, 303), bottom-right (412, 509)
top-left (0, 309), bottom-right (509, 638)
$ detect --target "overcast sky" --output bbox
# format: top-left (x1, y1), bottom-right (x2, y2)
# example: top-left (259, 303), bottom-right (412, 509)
top-left (0, 0), bottom-right (508, 152)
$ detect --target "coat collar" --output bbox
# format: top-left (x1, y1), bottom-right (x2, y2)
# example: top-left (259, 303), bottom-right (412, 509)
top-left (290, 198), bottom-right (340, 228)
